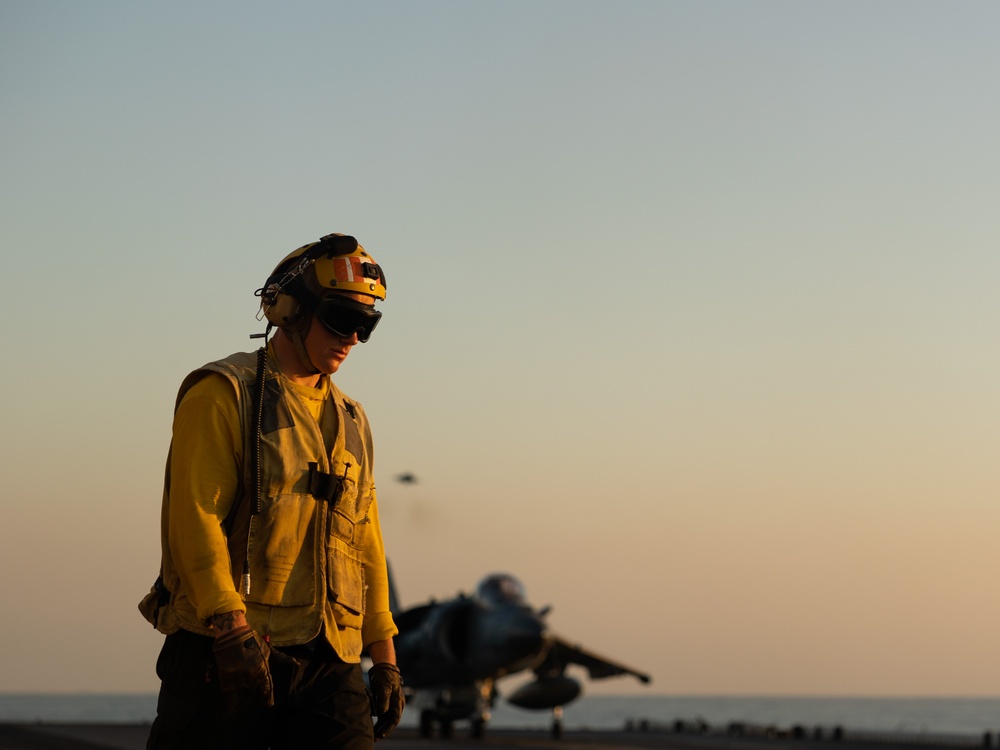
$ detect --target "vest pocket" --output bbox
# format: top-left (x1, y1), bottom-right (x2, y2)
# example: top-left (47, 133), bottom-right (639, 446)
top-left (327, 537), bottom-right (366, 629)
top-left (327, 476), bottom-right (374, 548)
top-left (245, 494), bottom-right (316, 608)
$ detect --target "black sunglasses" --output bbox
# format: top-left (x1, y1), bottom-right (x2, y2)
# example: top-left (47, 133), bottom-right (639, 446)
top-left (314, 294), bottom-right (382, 343)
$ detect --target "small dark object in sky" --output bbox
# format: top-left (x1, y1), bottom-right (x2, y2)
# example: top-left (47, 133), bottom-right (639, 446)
top-left (396, 473), bottom-right (417, 484)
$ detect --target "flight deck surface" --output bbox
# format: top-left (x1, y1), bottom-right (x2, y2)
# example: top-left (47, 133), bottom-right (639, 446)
top-left (0, 724), bottom-right (990, 750)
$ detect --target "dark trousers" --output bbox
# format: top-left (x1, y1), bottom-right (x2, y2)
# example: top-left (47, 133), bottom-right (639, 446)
top-left (147, 630), bottom-right (374, 750)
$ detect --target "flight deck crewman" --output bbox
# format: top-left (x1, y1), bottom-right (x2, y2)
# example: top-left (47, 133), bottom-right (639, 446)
top-left (139, 234), bottom-right (404, 749)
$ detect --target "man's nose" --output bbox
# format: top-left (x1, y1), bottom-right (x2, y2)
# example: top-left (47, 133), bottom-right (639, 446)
top-left (343, 331), bottom-right (360, 345)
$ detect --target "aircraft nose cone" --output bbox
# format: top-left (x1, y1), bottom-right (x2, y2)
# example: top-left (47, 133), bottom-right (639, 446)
top-left (472, 606), bottom-right (548, 675)
top-left (505, 611), bottom-right (546, 659)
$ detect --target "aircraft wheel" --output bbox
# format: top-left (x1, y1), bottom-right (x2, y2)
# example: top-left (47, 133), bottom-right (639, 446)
top-left (440, 719), bottom-right (454, 739)
top-left (471, 718), bottom-right (486, 739)
top-left (552, 718), bottom-right (563, 740)
top-left (419, 711), bottom-right (434, 739)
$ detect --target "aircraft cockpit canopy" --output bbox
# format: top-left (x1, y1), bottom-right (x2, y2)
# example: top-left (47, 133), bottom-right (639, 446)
top-left (474, 574), bottom-right (527, 608)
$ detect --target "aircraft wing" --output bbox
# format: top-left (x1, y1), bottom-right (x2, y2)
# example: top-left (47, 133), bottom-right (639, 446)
top-left (539, 635), bottom-right (651, 684)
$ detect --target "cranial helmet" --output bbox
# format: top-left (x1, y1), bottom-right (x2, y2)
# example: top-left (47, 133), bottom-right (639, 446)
top-left (259, 233), bottom-right (387, 328)
top-left (257, 233), bottom-right (387, 373)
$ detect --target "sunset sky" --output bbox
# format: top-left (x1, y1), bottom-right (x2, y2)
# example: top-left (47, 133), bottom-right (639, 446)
top-left (2, 1), bottom-right (1000, 697)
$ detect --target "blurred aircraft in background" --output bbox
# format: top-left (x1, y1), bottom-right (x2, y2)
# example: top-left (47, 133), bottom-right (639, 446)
top-left (389, 572), bottom-right (651, 738)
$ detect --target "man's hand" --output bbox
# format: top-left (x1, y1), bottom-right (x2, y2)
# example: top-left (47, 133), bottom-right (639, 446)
top-left (368, 662), bottom-right (404, 740)
top-left (212, 623), bottom-right (274, 707)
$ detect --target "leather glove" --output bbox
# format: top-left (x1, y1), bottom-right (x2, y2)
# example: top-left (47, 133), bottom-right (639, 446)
top-left (368, 662), bottom-right (405, 740)
top-left (212, 625), bottom-right (274, 707)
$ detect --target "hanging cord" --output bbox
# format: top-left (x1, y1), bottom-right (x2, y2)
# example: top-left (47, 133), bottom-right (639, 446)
top-left (241, 326), bottom-right (270, 598)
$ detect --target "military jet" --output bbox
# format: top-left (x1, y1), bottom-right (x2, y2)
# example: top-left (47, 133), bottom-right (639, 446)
top-left (390, 572), bottom-right (651, 738)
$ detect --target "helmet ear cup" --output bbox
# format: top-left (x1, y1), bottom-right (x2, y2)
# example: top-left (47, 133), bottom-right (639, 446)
top-left (262, 290), bottom-right (303, 327)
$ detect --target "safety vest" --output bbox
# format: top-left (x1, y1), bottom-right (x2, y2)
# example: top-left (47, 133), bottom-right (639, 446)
top-left (140, 350), bottom-right (376, 650)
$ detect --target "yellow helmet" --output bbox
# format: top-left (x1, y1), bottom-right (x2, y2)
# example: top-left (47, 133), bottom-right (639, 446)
top-left (259, 233), bottom-right (387, 329)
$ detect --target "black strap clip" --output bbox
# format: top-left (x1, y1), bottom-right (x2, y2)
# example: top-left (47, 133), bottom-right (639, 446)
top-left (308, 462), bottom-right (344, 504)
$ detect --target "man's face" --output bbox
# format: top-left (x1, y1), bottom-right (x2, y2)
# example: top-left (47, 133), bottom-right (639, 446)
top-left (302, 291), bottom-right (377, 375)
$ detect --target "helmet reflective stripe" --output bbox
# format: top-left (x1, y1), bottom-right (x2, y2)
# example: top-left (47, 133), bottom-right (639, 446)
top-left (337, 258), bottom-right (357, 283)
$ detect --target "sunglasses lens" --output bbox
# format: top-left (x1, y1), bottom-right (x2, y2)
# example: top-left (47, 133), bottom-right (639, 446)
top-left (316, 297), bottom-right (381, 342)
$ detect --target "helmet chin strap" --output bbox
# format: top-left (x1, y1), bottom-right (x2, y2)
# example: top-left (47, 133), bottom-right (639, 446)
top-left (290, 332), bottom-right (321, 375)
top-left (283, 314), bottom-right (322, 376)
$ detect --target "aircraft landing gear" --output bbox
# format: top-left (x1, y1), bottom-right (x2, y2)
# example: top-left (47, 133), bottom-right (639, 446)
top-left (471, 681), bottom-right (493, 739)
top-left (471, 717), bottom-right (486, 739)
top-left (552, 706), bottom-right (564, 740)
top-left (418, 710), bottom-right (459, 739)
top-left (419, 710), bottom-right (457, 739)
top-left (419, 710), bottom-right (434, 739)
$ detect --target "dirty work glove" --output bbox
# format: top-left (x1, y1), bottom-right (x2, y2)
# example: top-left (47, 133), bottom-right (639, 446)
top-left (212, 625), bottom-right (274, 707)
top-left (368, 662), bottom-right (405, 740)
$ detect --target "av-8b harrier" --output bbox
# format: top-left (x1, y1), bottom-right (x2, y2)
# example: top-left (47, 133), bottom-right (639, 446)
top-left (389, 572), bottom-right (651, 738)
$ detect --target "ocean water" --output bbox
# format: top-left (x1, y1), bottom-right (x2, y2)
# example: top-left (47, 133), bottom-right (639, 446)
top-left (2, 693), bottom-right (1000, 737)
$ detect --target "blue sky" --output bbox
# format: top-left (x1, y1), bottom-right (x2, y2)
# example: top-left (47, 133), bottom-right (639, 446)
top-left (2, 1), bottom-right (1000, 696)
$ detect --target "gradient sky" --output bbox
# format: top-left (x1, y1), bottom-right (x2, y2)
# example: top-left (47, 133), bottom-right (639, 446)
top-left (2, 1), bottom-right (1000, 697)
